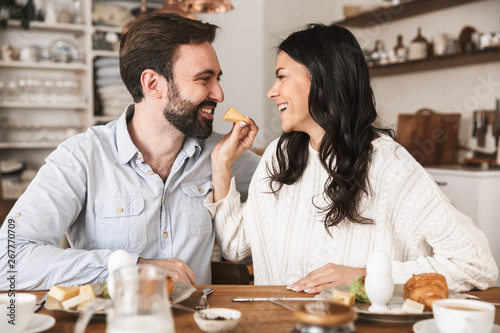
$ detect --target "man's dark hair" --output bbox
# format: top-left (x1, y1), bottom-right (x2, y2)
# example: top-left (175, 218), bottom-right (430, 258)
top-left (120, 13), bottom-right (219, 102)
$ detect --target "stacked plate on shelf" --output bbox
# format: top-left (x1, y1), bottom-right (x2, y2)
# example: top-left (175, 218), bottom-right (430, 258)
top-left (94, 57), bottom-right (132, 117)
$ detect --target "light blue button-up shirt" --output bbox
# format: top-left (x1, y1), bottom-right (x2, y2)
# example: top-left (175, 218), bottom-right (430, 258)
top-left (0, 105), bottom-right (260, 290)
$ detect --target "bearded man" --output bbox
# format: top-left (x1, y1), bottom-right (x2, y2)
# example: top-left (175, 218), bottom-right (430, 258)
top-left (0, 13), bottom-right (260, 290)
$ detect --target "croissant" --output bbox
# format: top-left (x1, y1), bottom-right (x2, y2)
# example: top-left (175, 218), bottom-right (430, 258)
top-left (403, 273), bottom-right (449, 311)
top-left (166, 275), bottom-right (174, 297)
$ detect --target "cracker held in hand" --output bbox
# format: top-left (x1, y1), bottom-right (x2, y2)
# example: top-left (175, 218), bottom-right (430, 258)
top-left (222, 107), bottom-right (247, 124)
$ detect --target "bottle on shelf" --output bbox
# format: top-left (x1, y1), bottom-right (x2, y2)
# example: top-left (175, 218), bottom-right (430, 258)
top-left (408, 27), bottom-right (428, 61)
top-left (393, 34), bottom-right (407, 63)
top-left (371, 39), bottom-right (388, 66)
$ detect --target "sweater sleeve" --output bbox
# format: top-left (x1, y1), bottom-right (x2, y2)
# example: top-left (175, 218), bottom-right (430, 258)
top-left (385, 158), bottom-right (498, 291)
top-left (205, 177), bottom-right (251, 261)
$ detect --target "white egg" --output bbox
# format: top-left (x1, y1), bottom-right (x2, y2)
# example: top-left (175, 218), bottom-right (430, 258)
top-left (108, 249), bottom-right (135, 275)
top-left (366, 250), bottom-right (392, 276)
top-left (107, 249), bottom-right (135, 299)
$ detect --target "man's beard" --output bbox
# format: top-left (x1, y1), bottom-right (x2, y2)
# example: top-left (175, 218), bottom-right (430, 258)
top-left (163, 81), bottom-right (215, 139)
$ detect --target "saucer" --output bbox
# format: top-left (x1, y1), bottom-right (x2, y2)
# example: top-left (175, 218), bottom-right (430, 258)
top-left (413, 318), bottom-right (500, 333)
top-left (24, 314), bottom-right (55, 333)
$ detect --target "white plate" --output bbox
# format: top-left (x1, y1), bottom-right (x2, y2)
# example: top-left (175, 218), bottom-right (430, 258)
top-left (318, 284), bottom-right (466, 323)
top-left (45, 281), bottom-right (195, 315)
top-left (413, 318), bottom-right (500, 333)
top-left (24, 314), bottom-right (55, 333)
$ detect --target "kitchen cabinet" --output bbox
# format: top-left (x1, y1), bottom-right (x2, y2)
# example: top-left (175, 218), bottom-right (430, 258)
top-left (0, 1), bottom-right (93, 166)
top-left (332, 0), bottom-right (500, 77)
top-left (426, 166), bottom-right (500, 286)
top-left (0, 0), bottom-right (133, 171)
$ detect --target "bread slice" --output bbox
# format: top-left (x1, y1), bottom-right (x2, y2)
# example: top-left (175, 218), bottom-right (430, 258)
top-left (222, 107), bottom-right (247, 123)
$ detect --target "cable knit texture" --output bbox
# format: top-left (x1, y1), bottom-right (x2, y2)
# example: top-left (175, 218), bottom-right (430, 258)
top-left (206, 135), bottom-right (498, 292)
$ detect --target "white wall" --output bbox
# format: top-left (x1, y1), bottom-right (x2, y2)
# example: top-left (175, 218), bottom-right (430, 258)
top-left (201, 0), bottom-right (500, 152)
top-left (197, 0), bottom-right (267, 148)
top-left (352, 0), bottom-right (500, 151)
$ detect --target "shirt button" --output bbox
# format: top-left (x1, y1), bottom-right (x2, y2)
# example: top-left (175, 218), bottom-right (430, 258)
top-left (14, 212), bottom-right (21, 218)
top-left (198, 188), bottom-right (204, 193)
top-left (117, 207), bottom-right (124, 213)
top-left (137, 153), bottom-right (142, 159)
top-left (162, 232), bottom-right (168, 238)
top-left (147, 170), bottom-right (154, 175)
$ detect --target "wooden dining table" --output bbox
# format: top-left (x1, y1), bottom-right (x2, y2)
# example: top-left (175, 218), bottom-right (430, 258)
top-left (18, 285), bottom-right (500, 332)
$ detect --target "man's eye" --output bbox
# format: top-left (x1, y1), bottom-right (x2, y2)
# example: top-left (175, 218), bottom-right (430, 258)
top-left (200, 77), bottom-right (210, 82)
top-left (276, 75), bottom-right (285, 80)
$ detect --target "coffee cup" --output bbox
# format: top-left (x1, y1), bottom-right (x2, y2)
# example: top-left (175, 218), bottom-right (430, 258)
top-left (0, 293), bottom-right (37, 332)
top-left (432, 298), bottom-right (495, 333)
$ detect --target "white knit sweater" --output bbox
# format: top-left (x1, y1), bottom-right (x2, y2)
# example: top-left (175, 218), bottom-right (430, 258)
top-left (205, 135), bottom-right (498, 292)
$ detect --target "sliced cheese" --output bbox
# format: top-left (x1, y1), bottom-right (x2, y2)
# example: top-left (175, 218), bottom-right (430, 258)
top-left (62, 292), bottom-right (92, 310)
top-left (222, 107), bottom-right (247, 123)
top-left (79, 285), bottom-right (95, 299)
top-left (331, 289), bottom-right (356, 307)
top-left (402, 299), bottom-right (425, 314)
top-left (49, 285), bottom-right (80, 302)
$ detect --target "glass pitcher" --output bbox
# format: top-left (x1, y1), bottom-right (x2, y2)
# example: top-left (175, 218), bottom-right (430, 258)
top-left (75, 264), bottom-right (175, 333)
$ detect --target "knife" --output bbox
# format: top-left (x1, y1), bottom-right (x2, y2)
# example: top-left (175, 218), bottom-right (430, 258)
top-left (232, 297), bottom-right (336, 302)
top-left (35, 292), bottom-right (49, 312)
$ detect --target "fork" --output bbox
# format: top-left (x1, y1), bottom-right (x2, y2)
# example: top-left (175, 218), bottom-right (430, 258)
top-left (35, 291), bottom-right (49, 312)
top-left (195, 287), bottom-right (214, 310)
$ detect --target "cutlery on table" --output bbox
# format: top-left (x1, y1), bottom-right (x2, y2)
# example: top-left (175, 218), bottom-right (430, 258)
top-left (232, 297), bottom-right (328, 302)
top-left (195, 287), bottom-right (214, 310)
top-left (170, 303), bottom-right (212, 319)
top-left (35, 292), bottom-right (49, 312)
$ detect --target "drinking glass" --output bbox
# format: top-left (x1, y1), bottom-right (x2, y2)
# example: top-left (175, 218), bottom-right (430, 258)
top-left (75, 264), bottom-right (175, 333)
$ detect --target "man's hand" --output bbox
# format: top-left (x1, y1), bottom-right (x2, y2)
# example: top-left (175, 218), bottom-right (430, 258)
top-left (287, 263), bottom-right (366, 294)
top-left (137, 258), bottom-right (196, 284)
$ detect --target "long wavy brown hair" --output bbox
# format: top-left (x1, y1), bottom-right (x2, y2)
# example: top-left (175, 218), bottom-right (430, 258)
top-left (268, 24), bottom-right (394, 233)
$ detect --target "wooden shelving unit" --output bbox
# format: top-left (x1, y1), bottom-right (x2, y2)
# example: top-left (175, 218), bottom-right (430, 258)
top-left (369, 47), bottom-right (500, 77)
top-left (334, 0), bottom-right (483, 27)
top-left (332, 0), bottom-right (496, 77)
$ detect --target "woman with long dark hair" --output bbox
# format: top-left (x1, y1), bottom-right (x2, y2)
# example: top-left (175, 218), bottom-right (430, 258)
top-left (208, 24), bottom-right (497, 293)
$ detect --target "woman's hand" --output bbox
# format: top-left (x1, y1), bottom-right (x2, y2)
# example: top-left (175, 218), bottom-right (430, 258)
top-left (211, 117), bottom-right (258, 202)
top-left (287, 263), bottom-right (366, 294)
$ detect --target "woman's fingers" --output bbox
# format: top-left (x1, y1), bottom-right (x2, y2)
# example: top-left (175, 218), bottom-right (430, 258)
top-left (288, 264), bottom-right (367, 294)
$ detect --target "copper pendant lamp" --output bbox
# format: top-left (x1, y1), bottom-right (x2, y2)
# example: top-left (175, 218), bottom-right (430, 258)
top-left (180, 0), bottom-right (234, 14)
top-left (155, 0), bottom-right (196, 20)
top-left (122, 0), bottom-right (196, 34)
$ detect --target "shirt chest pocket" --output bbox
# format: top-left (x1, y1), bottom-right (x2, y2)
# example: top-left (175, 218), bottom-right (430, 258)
top-left (180, 179), bottom-right (213, 237)
top-left (94, 196), bottom-right (146, 254)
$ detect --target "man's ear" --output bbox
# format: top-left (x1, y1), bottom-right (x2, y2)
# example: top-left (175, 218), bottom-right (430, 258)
top-left (140, 69), bottom-right (165, 99)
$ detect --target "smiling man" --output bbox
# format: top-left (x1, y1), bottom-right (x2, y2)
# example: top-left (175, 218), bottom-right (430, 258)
top-left (0, 13), bottom-right (260, 290)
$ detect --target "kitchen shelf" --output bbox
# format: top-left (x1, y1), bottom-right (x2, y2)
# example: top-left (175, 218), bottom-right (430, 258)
top-left (334, 0), bottom-right (483, 27)
top-left (93, 50), bottom-right (119, 58)
top-left (369, 47), bottom-right (500, 77)
top-left (0, 60), bottom-right (87, 71)
top-left (6, 20), bottom-right (87, 35)
top-left (0, 103), bottom-right (89, 110)
top-left (93, 25), bottom-right (123, 34)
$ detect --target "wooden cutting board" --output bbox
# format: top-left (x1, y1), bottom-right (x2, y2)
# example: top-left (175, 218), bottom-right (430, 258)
top-left (396, 109), bottom-right (461, 165)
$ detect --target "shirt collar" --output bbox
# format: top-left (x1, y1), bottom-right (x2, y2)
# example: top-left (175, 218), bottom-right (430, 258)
top-left (116, 104), bottom-right (139, 165)
top-left (116, 104), bottom-right (203, 164)
top-left (182, 136), bottom-right (202, 159)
